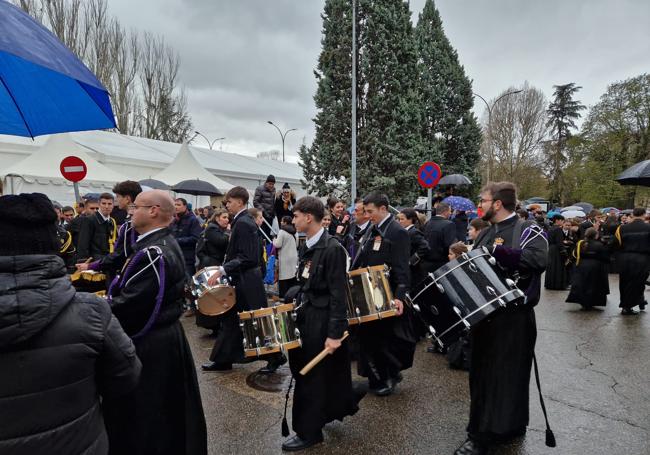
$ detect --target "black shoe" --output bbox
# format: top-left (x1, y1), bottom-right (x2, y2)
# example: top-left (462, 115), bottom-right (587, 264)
top-left (259, 354), bottom-right (287, 374)
top-left (281, 434), bottom-right (323, 452)
top-left (621, 308), bottom-right (639, 315)
top-left (454, 438), bottom-right (488, 455)
top-left (201, 361), bottom-right (232, 371)
top-left (640, 301), bottom-right (647, 311)
top-left (373, 382), bottom-right (395, 397)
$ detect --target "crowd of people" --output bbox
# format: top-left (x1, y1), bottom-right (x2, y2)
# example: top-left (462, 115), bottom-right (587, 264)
top-left (1, 175), bottom-right (648, 455)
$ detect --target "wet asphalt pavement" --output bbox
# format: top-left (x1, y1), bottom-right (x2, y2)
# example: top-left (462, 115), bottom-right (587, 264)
top-left (182, 274), bottom-right (650, 455)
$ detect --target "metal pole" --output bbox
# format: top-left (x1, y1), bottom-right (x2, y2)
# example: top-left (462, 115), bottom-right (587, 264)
top-left (351, 0), bottom-right (357, 203)
top-left (73, 182), bottom-right (81, 204)
top-left (427, 187), bottom-right (432, 221)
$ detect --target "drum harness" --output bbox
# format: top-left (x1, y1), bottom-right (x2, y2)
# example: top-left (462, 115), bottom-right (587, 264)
top-left (107, 245), bottom-right (167, 341)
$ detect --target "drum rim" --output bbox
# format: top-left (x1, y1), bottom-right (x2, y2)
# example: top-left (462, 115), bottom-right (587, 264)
top-left (348, 264), bottom-right (387, 277)
top-left (238, 303), bottom-right (296, 320)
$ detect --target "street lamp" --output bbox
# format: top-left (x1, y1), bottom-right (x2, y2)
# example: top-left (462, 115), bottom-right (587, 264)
top-left (190, 130), bottom-right (225, 150)
top-left (267, 121), bottom-right (297, 162)
top-left (473, 90), bottom-right (523, 183)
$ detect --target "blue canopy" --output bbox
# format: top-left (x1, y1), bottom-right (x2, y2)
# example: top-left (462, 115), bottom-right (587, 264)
top-left (0, 1), bottom-right (116, 137)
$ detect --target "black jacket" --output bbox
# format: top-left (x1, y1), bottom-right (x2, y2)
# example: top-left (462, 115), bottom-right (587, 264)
top-left (352, 217), bottom-right (410, 300)
top-left (171, 211), bottom-right (203, 275)
top-left (197, 222), bottom-right (229, 269)
top-left (253, 184), bottom-right (276, 219)
top-left (76, 212), bottom-right (116, 261)
top-left (0, 255), bottom-right (141, 455)
top-left (423, 215), bottom-right (457, 271)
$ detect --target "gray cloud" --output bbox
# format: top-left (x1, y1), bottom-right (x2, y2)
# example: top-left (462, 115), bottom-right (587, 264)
top-left (107, 0), bottom-right (650, 159)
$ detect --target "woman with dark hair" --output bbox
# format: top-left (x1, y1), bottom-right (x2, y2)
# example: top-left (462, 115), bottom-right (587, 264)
top-left (327, 197), bottom-right (350, 238)
top-left (196, 209), bottom-right (230, 269)
top-left (545, 214), bottom-right (569, 290)
top-left (397, 208), bottom-right (430, 287)
top-left (566, 227), bottom-right (610, 309)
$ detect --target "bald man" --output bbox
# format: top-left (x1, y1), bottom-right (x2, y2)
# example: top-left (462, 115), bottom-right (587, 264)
top-left (103, 190), bottom-right (207, 455)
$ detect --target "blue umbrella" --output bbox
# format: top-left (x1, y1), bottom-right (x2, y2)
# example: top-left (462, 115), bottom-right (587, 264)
top-left (0, 2), bottom-right (116, 137)
top-left (442, 196), bottom-right (476, 212)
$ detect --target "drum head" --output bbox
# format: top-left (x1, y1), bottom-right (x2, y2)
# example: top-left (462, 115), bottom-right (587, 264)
top-left (198, 285), bottom-right (236, 316)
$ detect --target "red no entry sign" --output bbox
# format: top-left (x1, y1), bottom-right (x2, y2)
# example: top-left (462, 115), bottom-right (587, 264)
top-left (60, 155), bottom-right (87, 182)
top-left (417, 161), bottom-right (442, 188)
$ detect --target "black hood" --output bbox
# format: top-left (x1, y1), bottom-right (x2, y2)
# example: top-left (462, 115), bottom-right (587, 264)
top-left (0, 255), bottom-right (75, 346)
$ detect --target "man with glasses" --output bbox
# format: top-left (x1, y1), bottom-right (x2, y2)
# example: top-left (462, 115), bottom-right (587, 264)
top-left (103, 189), bottom-right (207, 455)
top-left (455, 182), bottom-right (549, 455)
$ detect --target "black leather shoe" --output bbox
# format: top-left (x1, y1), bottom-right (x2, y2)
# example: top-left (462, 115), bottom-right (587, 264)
top-left (640, 301), bottom-right (647, 311)
top-left (621, 308), bottom-right (639, 315)
top-left (454, 438), bottom-right (488, 455)
top-left (201, 361), bottom-right (232, 371)
top-left (281, 434), bottom-right (323, 451)
top-left (259, 354), bottom-right (287, 374)
top-left (373, 382), bottom-right (395, 397)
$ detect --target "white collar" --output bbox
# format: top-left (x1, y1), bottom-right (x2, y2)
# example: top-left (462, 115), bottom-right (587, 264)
top-left (137, 227), bottom-right (164, 242)
top-left (306, 227), bottom-right (325, 248)
top-left (376, 213), bottom-right (392, 229)
top-left (358, 220), bottom-right (370, 230)
top-left (98, 212), bottom-right (111, 222)
top-left (405, 224), bottom-right (415, 231)
top-left (234, 208), bottom-right (247, 219)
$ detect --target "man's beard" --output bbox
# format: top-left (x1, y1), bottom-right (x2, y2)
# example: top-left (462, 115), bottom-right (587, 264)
top-left (481, 207), bottom-right (495, 222)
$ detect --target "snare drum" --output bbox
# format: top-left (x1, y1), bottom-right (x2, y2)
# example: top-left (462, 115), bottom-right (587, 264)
top-left (346, 265), bottom-right (397, 325)
top-left (238, 303), bottom-right (301, 357)
top-left (191, 267), bottom-right (236, 316)
top-left (419, 247), bottom-right (524, 349)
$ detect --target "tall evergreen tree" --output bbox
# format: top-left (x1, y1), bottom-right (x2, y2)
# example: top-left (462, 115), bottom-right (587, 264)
top-left (545, 83), bottom-right (586, 203)
top-left (414, 0), bottom-right (482, 184)
top-left (300, 0), bottom-right (358, 197)
top-left (357, 0), bottom-right (425, 204)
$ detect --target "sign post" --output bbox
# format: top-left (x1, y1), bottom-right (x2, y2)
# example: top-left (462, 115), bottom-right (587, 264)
top-left (417, 161), bottom-right (442, 220)
top-left (60, 156), bottom-right (87, 203)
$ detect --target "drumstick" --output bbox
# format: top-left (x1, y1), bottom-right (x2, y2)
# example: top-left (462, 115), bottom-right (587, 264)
top-left (299, 331), bottom-right (349, 376)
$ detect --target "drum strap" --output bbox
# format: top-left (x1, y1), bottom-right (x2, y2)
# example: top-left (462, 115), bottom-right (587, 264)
top-left (533, 352), bottom-right (556, 448)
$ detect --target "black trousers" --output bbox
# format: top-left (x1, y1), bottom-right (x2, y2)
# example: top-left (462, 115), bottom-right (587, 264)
top-left (468, 307), bottom-right (536, 444)
top-left (618, 253), bottom-right (649, 309)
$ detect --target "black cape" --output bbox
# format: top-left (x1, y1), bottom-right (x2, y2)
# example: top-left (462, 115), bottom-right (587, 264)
top-left (289, 230), bottom-right (360, 439)
top-left (544, 226), bottom-right (568, 290)
top-left (566, 240), bottom-right (610, 307)
top-left (615, 220), bottom-right (650, 309)
top-left (103, 228), bottom-right (207, 455)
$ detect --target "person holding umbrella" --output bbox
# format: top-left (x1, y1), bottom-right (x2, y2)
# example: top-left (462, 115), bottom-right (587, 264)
top-left (614, 207), bottom-right (650, 315)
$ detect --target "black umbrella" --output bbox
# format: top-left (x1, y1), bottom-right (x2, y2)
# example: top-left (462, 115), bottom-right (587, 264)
top-left (438, 174), bottom-right (472, 185)
top-left (171, 179), bottom-right (222, 196)
top-left (139, 178), bottom-right (170, 190)
top-left (616, 160), bottom-right (650, 186)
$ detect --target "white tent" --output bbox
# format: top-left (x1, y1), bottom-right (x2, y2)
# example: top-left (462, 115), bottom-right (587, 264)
top-left (152, 142), bottom-right (234, 194)
top-left (2, 133), bottom-right (128, 205)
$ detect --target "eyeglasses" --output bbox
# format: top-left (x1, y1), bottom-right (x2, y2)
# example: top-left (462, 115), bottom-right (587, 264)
top-left (479, 198), bottom-right (493, 204)
top-left (128, 204), bottom-right (159, 210)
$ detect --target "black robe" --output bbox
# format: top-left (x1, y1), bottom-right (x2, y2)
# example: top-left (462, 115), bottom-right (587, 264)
top-left (76, 211), bottom-right (116, 261)
top-left (209, 211), bottom-right (266, 364)
top-left (615, 220), bottom-right (650, 309)
top-left (289, 230), bottom-right (359, 439)
top-left (469, 215), bottom-right (547, 443)
top-left (566, 240), bottom-right (610, 308)
top-left (103, 227), bottom-right (207, 455)
top-left (544, 226), bottom-right (568, 290)
top-left (406, 224), bottom-right (430, 288)
top-left (351, 217), bottom-right (416, 387)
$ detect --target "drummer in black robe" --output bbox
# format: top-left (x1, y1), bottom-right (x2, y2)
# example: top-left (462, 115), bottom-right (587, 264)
top-left (352, 192), bottom-right (415, 396)
top-left (103, 190), bottom-right (207, 455)
top-left (614, 207), bottom-right (650, 315)
top-left (203, 186), bottom-right (267, 371)
top-left (544, 214), bottom-right (568, 290)
top-left (455, 182), bottom-right (548, 455)
top-left (566, 227), bottom-right (610, 309)
top-left (281, 196), bottom-right (360, 451)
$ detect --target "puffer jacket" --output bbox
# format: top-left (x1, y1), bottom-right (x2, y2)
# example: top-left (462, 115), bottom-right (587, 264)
top-left (253, 184), bottom-right (276, 219)
top-left (0, 255), bottom-right (142, 455)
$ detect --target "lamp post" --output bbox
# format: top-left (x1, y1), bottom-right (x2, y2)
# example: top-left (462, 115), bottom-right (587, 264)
top-left (267, 121), bottom-right (297, 162)
top-left (190, 130), bottom-right (225, 150)
top-left (473, 89), bottom-right (523, 183)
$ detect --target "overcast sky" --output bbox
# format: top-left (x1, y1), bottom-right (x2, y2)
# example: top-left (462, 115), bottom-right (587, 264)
top-left (107, 0), bottom-right (650, 161)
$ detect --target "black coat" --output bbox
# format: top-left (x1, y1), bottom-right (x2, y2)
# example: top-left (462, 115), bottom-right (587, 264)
top-left (76, 212), bottom-right (116, 261)
top-left (209, 211), bottom-right (267, 365)
top-left (470, 216), bottom-right (547, 440)
top-left (406, 225), bottom-right (430, 287)
top-left (95, 219), bottom-right (138, 277)
top-left (544, 226), bottom-right (568, 290)
top-left (615, 219), bottom-right (650, 309)
top-left (274, 192), bottom-right (296, 223)
top-left (566, 240), bottom-right (610, 307)
top-left (196, 222), bottom-right (229, 269)
top-left (171, 211), bottom-right (203, 275)
top-left (422, 215), bottom-right (457, 272)
top-left (453, 212), bottom-right (469, 243)
top-left (289, 231), bottom-right (359, 438)
top-left (0, 255), bottom-right (141, 455)
top-left (103, 228), bottom-right (207, 455)
top-left (345, 221), bottom-right (370, 260)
